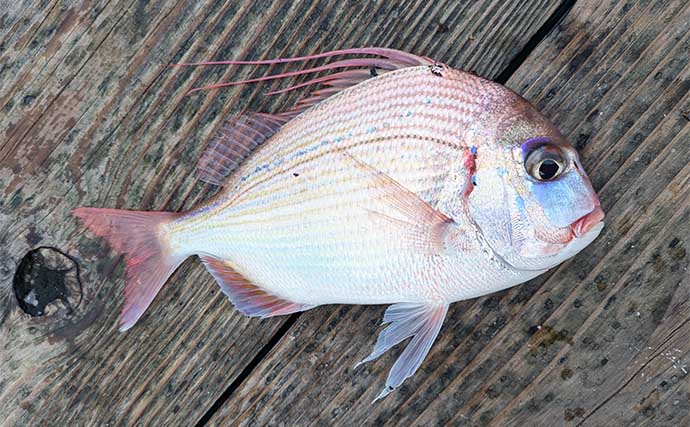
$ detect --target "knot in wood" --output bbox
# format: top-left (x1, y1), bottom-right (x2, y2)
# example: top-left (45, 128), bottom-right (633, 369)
top-left (13, 247), bottom-right (82, 317)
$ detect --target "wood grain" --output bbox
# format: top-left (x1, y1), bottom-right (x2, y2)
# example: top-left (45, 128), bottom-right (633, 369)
top-left (207, 0), bottom-right (690, 425)
top-left (0, 1), bottom-right (564, 425)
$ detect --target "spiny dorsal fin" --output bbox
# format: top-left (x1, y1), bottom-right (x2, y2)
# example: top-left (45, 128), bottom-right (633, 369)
top-left (180, 48), bottom-right (434, 185)
top-left (200, 255), bottom-right (315, 317)
top-left (175, 47), bottom-right (434, 95)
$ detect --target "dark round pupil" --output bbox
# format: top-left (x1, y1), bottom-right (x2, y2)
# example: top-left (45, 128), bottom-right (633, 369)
top-left (538, 159), bottom-right (560, 180)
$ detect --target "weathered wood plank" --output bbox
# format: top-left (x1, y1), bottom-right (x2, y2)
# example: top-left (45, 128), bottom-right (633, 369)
top-left (208, 0), bottom-right (690, 425)
top-left (0, 1), bottom-right (564, 426)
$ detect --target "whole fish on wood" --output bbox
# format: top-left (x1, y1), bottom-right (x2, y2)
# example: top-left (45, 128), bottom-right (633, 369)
top-left (74, 48), bottom-right (605, 400)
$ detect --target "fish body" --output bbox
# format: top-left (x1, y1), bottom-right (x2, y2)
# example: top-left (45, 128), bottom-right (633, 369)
top-left (172, 66), bottom-right (533, 305)
top-left (74, 49), bottom-right (604, 400)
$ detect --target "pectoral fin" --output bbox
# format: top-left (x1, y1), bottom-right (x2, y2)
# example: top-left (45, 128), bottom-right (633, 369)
top-left (341, 152), bottom-right (473, 254)
top-left (356, 303), bottom-right (449, 401)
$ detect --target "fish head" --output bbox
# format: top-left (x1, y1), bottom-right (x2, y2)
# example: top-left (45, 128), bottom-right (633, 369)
top-left (466, 84), bottom-right (604, 271)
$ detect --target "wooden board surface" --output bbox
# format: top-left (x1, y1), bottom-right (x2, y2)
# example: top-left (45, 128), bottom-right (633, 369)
top-left (0, 1), bottom-right (568, 426)
top-left (208, 0), bottom-right (690, 425)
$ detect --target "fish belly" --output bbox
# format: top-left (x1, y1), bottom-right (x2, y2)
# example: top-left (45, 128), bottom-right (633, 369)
top-left (171, 196), bottom-right (543, 306)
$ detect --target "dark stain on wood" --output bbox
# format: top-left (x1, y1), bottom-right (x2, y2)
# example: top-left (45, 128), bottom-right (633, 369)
top-left (13, 247), bottom-right (81, 318)
top-left (436, 21), bottom-right (449, 34)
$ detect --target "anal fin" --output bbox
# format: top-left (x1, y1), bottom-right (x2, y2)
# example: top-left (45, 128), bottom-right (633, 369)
top-left (200, 255), bottom-right (314, 317)
top-left (356, 302), bottom-right (449, 401)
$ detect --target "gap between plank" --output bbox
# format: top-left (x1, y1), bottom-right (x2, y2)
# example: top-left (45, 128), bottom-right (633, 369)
top-left (195, 0), bottom-right (580, 424)
top-left (496, 0), bottom-right (577, 85)
top-left (194, 314), bottom-right (300, 427)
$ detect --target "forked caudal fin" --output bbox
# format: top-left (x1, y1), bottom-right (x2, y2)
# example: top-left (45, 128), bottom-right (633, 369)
top-left (73, 207), bottom-right (184, 331)
top-left (356, 303), bottom-right (449, 401)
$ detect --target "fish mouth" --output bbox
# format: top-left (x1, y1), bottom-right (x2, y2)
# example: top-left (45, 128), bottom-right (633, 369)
top-left (570, 205), bottom-right (605, 238)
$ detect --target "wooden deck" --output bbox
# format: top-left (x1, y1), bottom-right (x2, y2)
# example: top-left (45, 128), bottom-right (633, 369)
top-left (1, 0), bottom-right (688, 425)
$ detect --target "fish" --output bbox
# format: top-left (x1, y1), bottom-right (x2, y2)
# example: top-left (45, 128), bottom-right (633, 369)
top-left (73, 47), bottom-right (605, 400)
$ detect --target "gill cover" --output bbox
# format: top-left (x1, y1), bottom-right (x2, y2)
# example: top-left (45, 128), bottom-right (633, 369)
top-left (469, 108), bottom-right (601, 271)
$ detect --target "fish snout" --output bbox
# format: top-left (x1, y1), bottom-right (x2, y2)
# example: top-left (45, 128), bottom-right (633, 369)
top-left (570, 203), bottom-right (605, 238)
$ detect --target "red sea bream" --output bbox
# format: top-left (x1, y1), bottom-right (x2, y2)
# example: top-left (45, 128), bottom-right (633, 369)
top-left (74, 48), bottom-right (605, 400)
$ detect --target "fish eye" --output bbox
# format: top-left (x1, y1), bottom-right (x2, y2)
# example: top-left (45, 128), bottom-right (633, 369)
top-left (535, 159), bottom-right (561, 180)
top-left (524, 144), bottom-right (566, 181)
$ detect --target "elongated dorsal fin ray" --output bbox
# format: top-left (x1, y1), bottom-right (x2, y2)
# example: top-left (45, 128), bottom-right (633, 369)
top-left (200, 255), bottom-right (315, 317)
top-left (172, 47), bottom-right (432, 69)
top-left (355, 303), bottom-right (449, 401)
top-left (185, 57), bottom-right (415, 94)
top-left (179, 47), bottom-right (435, 102)
top-left (188, 48), bottom-right (435, 186)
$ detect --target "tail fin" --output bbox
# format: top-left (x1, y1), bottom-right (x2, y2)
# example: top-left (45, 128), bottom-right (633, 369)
top-left (73, 207), bottom-right (184, 331)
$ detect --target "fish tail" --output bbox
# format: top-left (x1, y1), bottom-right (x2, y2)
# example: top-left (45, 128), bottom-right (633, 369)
top-left (73, 207), bottom-right (185, 331)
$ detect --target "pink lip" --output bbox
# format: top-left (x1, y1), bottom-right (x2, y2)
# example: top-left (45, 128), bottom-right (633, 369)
top-left (571, 205), bottom-right (605, 238)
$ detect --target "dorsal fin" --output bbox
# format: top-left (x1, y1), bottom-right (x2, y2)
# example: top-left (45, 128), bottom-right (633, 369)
top-left (197, 113), bottom-right (286, 185)
top-left (200, 255), bottom-right (315, 317)
top-left (266, 69), bottom-right (375, 121)
top-left (174, 47), bottom-right (433, 95)
top-left (181, 47), bottom-right (435, 185)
